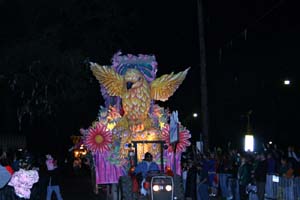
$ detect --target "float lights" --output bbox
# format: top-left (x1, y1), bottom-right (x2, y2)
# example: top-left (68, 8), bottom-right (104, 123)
top-left (193, 113), bottom-right (198, 118)
top-left (153, 185), bottom-right (160, 192)
top-left (165, 185), bottom-right (172, 191)
top-left (244, 135), bottom-right (254, 152)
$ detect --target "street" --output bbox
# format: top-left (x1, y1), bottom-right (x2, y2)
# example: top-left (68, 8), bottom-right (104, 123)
top-left (60, 170), bottom-right (106, 200)
top-left (58, 167), bottom-right (221, 200)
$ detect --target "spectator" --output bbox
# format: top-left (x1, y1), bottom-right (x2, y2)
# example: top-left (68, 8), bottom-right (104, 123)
top-left (72, 157), bottom-right (81, 176)
top-left (12, 151), bottom-right (22, 172)
top-left (45, 154), bottom-right (55, 171)
top-left (218, 153), bottom-right (232, 199)
top-left (287, 146), bottom-right (300, 162)
top-left (196, 163), bottom-right (209, 200)
top-left (0, 149), bottom-right (14, 175)
top-left (266, 153), bottom-right (276, 174)
top-left (207, 152), bottom-right (218, 196)
top-left (238, 156), bottom-right (251, 200)
top-left (182, 161), bottom-right (188, 193)
top-left (278, 156), bottom-right (288, 176)
top-left (46, 154), bottom-right (63, 200)
top-left (0, 163), bottom-right (11, 189)
top-left (254, 152), bottom-right (268, 200)
top-left (8, 158), bottom-right (39, 199)
top-left (185, 160), bottom-right (197, 200)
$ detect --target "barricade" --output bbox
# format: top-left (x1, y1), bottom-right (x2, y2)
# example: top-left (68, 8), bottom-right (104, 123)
top-left (265, 174), bottom-right (300, 200)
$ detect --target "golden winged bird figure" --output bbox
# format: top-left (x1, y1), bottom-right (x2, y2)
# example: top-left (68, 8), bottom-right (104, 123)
top-left (90, 62), bottom-right (189, 132)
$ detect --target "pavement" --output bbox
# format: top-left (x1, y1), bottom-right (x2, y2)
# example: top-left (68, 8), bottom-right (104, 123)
top-left (58, 168), bottom-right (221, 200)
top-left (59, 170), bottom-right (106, 200)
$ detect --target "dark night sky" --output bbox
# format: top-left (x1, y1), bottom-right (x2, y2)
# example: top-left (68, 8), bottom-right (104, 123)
top-left (0, 0), bottom-right (299, 152)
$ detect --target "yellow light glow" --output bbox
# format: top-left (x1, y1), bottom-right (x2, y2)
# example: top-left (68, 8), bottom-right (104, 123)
top-left (147, 133), bottom-right (156, 141)
top-left (107, 122), bottom-right (116, 130)
top-left (74, 150), bottom-right (79, 157)
top-left (159, 122), bottom-right (165, 129)
top-left (81, 150), bottom-right (87, 155)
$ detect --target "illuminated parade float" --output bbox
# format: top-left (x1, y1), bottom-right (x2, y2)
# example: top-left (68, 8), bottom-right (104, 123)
top-left (80, 52), bottom-right (191, 199)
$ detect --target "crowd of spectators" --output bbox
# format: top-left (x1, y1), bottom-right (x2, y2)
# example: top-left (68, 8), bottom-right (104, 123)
top-left (181, 143), bottom-right (300, 200)
top-left (0, 148), bottom-right (65, 200)
top-left (2, 143), bottom-right (300, 200)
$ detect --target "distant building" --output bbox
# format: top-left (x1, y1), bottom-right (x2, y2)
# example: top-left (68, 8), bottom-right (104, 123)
top-left (0, 134), bottom-right (27, 151)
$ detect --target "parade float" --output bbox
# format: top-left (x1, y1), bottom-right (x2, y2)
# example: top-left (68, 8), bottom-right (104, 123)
top-left (80, 52), bottom-right (191, 199)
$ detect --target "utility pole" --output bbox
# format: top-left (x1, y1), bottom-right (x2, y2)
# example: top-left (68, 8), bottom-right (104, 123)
top-left (197, 0), bottom-right (209, 150)
top-left (246, 110), bottom-right (253, 133)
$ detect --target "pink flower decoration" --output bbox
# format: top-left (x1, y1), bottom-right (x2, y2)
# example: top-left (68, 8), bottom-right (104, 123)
top-left (84, 122), bottom-right (112, 153)
top-left (161, 124), bottom-right (191, 153)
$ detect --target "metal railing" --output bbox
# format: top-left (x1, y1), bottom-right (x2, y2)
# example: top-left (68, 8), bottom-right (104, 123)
top-left (265, 175), bottom-right (300, 200)
top-left (217, 173), bottom-right (300, 200)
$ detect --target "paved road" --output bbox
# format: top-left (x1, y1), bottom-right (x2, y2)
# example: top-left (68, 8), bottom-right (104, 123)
top-left (59, 169), bottom-right (221, 200)
top-left (60, 171), bottom-right (106, 200)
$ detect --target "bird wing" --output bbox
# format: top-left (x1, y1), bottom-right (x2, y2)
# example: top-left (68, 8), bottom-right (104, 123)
top-left (151, 68), bottom-right (190, 102)
top-left (90, 63), bottom-right (124, 96)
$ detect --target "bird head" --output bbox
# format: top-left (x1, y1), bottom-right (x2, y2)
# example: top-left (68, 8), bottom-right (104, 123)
top-left (124, 69), bottom-right (145, 90)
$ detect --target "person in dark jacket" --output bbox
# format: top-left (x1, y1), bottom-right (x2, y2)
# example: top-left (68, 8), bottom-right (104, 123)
top-left (254, 153), bottom-right (268, 200)
top-left (45, 155), bottom-right (63, 200)
top-left (196, 163), bottom-right (209, 200)
top-left (238, 156), bottom-right (252, 200)
top-left (185, 160), bottom-right (197, 200)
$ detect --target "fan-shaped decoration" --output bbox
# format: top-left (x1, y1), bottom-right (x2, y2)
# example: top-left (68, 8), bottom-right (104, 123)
top-left (111, 51), bottom-right (158, 83)
top-left (84, 122), bottom-right (113, 153)
top-left (161, 124), bottom-right (191, 153)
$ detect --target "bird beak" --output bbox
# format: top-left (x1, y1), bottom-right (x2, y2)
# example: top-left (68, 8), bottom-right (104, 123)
top-left (126, 82), bottom-right (133, 89)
